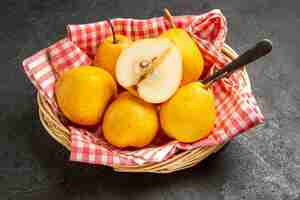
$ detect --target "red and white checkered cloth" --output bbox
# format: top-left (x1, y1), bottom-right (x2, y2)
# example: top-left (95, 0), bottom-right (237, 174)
top-left (22, 9), bottom-right (264, 167)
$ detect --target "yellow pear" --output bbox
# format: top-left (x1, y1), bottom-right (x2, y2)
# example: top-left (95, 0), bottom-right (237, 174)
top-left (55, 66), bottom-right (117, 126)
top-left (159, 82), bottom-right (216, 143)
top-left (94, 19), bottom-right (131, 79)
top-left (160, 9), bottom-right (204, 85)
top-left (103, 92), bottom-right (159, 148)
top-left (116, 38), bottom-right (182, 104)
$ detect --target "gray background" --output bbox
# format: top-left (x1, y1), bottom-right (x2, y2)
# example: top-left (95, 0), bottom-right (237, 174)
top-left (1, 0), bottom-right (300, 199)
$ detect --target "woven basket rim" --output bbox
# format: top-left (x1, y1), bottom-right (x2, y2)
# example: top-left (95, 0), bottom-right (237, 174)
top-left (37, 44), bottom-right (251, 173)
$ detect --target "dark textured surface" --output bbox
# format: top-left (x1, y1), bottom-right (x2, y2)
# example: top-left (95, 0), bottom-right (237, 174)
top-left (1, 0), bottom-right (300, 199)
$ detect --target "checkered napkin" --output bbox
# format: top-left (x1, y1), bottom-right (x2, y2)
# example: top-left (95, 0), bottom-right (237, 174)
top-left (22, 9), bottom-right (264, 167)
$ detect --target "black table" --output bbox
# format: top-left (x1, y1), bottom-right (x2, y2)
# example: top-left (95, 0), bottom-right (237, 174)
top-left (1, 0), bottom-right (300, 199)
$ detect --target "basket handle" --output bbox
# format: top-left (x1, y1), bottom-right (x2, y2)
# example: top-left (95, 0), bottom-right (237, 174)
top-left (202, 39), bottom-right (273, 86)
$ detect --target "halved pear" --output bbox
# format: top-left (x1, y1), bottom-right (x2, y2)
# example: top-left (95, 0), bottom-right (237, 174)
top-left (116, 38), bottom-right (182, 103)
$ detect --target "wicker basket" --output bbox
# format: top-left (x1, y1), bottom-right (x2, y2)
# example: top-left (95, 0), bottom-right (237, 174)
top-left (37, 44), bottom-right (251, 173)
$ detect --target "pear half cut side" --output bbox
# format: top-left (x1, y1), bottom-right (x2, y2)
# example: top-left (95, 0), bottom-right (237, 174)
top-left (116, 38), bottom-right (182, 103)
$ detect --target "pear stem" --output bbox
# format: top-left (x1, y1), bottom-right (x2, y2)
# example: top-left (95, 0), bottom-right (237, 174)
top-left (106, 18), bottom-right (117, 44)
top-left (164, 8), bottom-right (176, 28)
